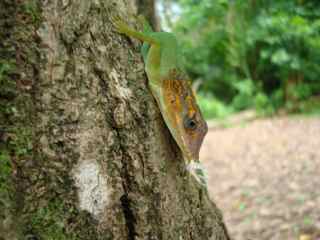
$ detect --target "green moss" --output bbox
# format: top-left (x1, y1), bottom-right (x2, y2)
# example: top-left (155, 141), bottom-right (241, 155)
top-left (24, 195), bottom-right (103, 240)
top-left (28, 200), bottom-right (76, 240)
top-left (0, 25), bottom-right (18, 239)
top-left (22, 0), bottom-right (41, 24)
top-left (0, 60), bottom-right (16, 82)
top-left (11, 127), bottom-right (33, 156)
top-left (0, 150), bottom-right (11, 185)
top-left (1, 1), bottom-right (119, 239)
top-left (0, 1), bottom-right (99, 240)
top-left (0, 59), bottom-right (17, 116)
top-left (0, 150), bottom-right (11, 212)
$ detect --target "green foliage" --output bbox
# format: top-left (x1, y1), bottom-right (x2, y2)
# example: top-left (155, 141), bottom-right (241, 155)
top-left (297, 97), bottom-right (320, 115)
top-left (171, 0), bottom-right (320, 118)
top-left (197, 94), bottom-right (233, 119)
top-left (231, 79), bottom-right (255, 110)
top-left (254, 92), bottom-right (275, 116)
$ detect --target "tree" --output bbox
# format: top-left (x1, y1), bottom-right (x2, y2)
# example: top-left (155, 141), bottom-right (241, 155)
top-left (136, 0), bottom-right (160, 31)
top-left (0, 0), bottom-right (230, 239)
top-left (174, 0), bottom-right (320, 115)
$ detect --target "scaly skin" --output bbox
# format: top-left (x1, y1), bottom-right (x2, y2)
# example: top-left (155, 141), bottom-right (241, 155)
top-left (112, 16), bottom-right (208, 166)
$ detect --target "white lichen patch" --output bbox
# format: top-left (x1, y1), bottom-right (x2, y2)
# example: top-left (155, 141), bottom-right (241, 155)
top-left (72, 159), bottom-right (109, 219)
top-left (109, 68), bottom-right (133, 99)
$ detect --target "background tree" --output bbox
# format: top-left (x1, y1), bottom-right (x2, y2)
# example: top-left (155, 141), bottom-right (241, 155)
top-left (0, 0), bottom-right (229, 239)
top-left (137, 0), bottom-right (160, 30)
top-left (171, 0), bottom-right (320, 118)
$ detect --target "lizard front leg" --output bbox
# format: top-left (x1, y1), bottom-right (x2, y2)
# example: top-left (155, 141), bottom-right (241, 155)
top-left (111, 16), bottom-right (161, 87)
top-left (111, 16), bottom-right (158, 46)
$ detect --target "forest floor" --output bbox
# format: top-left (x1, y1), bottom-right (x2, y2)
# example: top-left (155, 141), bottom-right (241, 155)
top-left (201, 116), bottom-right (320, 240)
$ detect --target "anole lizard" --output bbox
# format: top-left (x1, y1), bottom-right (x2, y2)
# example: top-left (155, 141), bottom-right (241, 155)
top-left (112, 16), bottom-right (208, 185)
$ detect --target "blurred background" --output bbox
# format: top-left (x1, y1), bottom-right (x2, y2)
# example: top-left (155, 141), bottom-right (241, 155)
top-left (156, 0), bottom-right (320, 119)
top-left (154, 0), bottom-right (320, 239)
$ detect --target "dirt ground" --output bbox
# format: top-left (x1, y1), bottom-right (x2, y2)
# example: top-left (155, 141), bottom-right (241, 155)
top-left (201, 116), bottom-right (320, 240)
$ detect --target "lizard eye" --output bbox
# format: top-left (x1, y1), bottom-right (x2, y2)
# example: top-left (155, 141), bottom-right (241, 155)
top-left (184, 117), bottom-right (197, 130)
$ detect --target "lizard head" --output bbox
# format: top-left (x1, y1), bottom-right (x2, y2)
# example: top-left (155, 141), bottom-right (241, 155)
top-left (160, 76), bottom-right (208, 163)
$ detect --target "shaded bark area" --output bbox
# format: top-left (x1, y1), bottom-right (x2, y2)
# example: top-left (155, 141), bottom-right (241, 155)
top-left (0, 0), bottom-right (230, 240)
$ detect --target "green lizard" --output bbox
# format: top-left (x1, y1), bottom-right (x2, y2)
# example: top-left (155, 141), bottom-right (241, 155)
top-left (112, 16), bottom-right (208, 185)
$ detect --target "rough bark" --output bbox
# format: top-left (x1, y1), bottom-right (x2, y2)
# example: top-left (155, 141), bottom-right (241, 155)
top-left (0, 0), bottom-right (230, 239)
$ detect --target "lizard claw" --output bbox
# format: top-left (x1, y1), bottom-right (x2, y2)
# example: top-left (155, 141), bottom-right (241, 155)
top-left (186, 161), bottom-right (208, 187)
top-left (110, 15), bottom-right (128, 34)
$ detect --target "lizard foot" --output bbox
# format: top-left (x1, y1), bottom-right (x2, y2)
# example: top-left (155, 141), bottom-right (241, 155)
top-left (186, 161), bottom-right (208, 187)
top-left (110, 15), bottom-right (129, 34)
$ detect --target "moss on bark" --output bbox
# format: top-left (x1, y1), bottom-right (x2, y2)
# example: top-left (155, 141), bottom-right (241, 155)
top-left (0, 1), bottom-right (107, 239)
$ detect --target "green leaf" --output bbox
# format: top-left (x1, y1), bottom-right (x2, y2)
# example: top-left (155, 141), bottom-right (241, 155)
top-left (271, 49), bottom-right (290, 65)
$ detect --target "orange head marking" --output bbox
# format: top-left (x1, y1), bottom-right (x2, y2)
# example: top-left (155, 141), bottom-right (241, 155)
top-left (161, 77), bottom-right (208, 163)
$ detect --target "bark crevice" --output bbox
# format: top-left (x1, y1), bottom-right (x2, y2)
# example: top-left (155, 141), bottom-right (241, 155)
top-left (120, 194), bottom-right (137, 240)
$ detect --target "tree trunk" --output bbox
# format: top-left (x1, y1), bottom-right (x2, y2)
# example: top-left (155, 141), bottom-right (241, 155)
top-left (0, 0), bottom-right (230, 239)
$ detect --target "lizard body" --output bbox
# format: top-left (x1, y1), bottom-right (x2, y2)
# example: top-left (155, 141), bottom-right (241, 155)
top-left (112, 17), bottom-right (208, 178)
